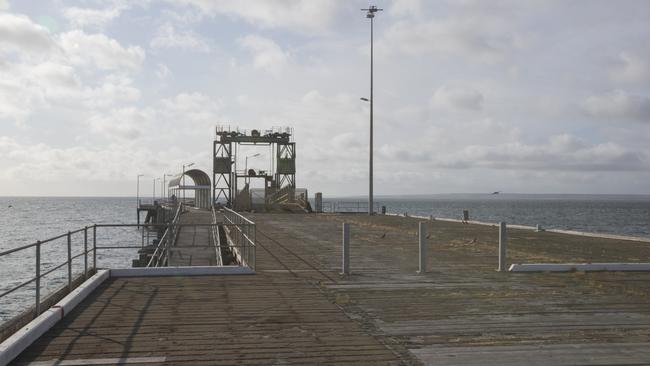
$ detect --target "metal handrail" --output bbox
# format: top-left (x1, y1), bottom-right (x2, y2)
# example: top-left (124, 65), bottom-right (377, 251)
top-left (211, 206), bottom-right (224, 266)
top-left (147, 203), bottom-right (183, 267)
top-left (222, 208), bottom-right (256, 270)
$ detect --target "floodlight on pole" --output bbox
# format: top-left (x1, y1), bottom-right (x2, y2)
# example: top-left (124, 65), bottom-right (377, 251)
top-left (361, 4), bottom-right (382, 215)
top-left (163, 173), bottom-right (174, 200)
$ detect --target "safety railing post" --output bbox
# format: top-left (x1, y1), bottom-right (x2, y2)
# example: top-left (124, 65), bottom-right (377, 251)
top-left (498, 222), bottom-right (507, 271)
top-left (342, 223), bottom-right (350, 275)
top-left (67, 231), bottom-right (72, 291)
top-left (84, 226), bottom-right (88, 279)
top-left (93, 225), bottom-right (97, 270)
top-left (418, 222), bottom-right (427, 274)
top-left (35, 240), bottom-right (41, 318)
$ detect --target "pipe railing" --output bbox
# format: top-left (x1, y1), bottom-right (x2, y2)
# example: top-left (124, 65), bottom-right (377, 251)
top-left (222, 208), bottom-right (256, 270)
top-left (147, 203), bottom-right (183, 267)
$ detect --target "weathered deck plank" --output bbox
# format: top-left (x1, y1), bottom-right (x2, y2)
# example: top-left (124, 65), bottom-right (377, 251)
top-left (11, 212), bottom-right (650, 365)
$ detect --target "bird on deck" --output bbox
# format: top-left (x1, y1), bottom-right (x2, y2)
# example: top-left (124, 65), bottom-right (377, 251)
top-left (379, 232), bottom-right (386, 239)
top-left (8, 205), bottom-right (13, 208)
top-left (426, 233), bottom-right (431, 239)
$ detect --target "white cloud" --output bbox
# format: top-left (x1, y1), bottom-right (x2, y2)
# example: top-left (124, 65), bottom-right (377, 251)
top-left (448, 135), bottom-right (647, 172)
top-left (582, 90), bottom-right (650, 123)
top-left (0, 0), bottom-right (9, 10)
top-left (431, 85), bottom-right (483, 111)
top-left (156, 63), bottom-right (171, 79)
top-left (238, 34), bottom-right (289, 76)
top-left (62, 5), bottom-right (125, 29)
top-left (609, 52), bottom-right (648, 84)
top-left (0, 13), bottom-right (54, 56)
top-left (150, 23), bottom-right (210, 52)
top-left (380, 17), bottom-right (525, 63)
top-left (59, 30), bottom-right (145, 70)
top-left (166, 0), bottom-right (339, 33)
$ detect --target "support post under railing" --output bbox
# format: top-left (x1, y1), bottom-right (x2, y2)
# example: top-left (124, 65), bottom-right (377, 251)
top-left (93, 225), bottom-right (97, 270)
top-left (35, 240), bottom-right (41, 318)
top-left (418, 222), bottom-right (427, 274)
top-left (67, 231), bottom-right (72, 291)
top-left (84, 226), bottom-right (88, 279)
top-left (342, 223), bottom-right (350, 275)
top-left (498, 222), bottom-right (507, 272)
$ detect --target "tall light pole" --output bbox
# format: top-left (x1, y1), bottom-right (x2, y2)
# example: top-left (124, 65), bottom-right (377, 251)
top-left (153, 177), bottom-right (160, 202)
top-left (182, 162), bottom-right (195, 203)
top-left (163, 174), bottom-right (174, 200)
top-left (362, 5), bottom-right (382, 215)
top-left (136, 174), bottom-right (144, 206)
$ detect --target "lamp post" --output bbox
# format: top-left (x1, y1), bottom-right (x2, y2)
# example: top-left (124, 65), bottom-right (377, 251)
top-left (163, 174), bottom-right (174, 200)
top-left (136, 174), bottom-right (144, 223)
top-left (245, 153), bottom-right (261, 183)
top-left (182, 162), bottom-right (195, 203)
top-left (153, 178), bottom-right (160, 202)
top-left (136, 174), bottom-right (144, 207)
top-left (362, 5), bottom-right (382, 215)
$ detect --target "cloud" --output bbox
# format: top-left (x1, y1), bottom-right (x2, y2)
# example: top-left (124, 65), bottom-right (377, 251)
top-left (447, 134), bottom-right (647, 172)
top-left (165, 0), bottom-right (339, 33)
top-left (0, 13), bottom-right (54, 56)
top-left (609, 52), bottom-right (648, 84)
top-left (431, 85), bottom-right (483, 111)
top-left (150, 23), bottom-right (210, 52)
top-left (0, 0), bottom-right (9, 10)
top-left (59, 30), bottom-right (145, 70)
top-left (380, 16), bottom-right (525, 63)
top-left (582, 90), bottom-right (650, 123)
top-left (237, 34), bottom-right (289, 75)
top-left (62, 5), bottom-right (125, 29)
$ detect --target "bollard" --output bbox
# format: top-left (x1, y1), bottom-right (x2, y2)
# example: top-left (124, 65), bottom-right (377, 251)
top-left (498, 222), bottom-right (507, 271)
top-left (315, 192), bottom-right (323, 213)
top-left (463, 210), bottom-right (469, 223)
top-left (342, 223), bottom-right (350, 275)
top-left (418, 222), bottom-right (427, 273)
top-left (536, 224), bottom-right (544, 232)
top-left (381, 205), bottom-right (386, 215)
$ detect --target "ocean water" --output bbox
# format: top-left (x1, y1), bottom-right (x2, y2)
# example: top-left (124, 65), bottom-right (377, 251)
top-left (325, 194), bottom-right (650, 238)
top-left (0, 197), bottom-right (143, 323)
top-left (1, 194), bottom-right (650, 323)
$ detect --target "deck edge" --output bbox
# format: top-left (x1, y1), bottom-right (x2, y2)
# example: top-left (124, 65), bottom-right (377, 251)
top-left (109, 266), bottom-right (255, 277)
top-left (0, 270), bottom-right (109, 366)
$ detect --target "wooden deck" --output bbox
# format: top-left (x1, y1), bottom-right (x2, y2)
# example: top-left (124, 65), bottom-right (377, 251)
top-left (11, 213), bottom-right (650, 365)
top-left (167, 209), bottom-right (217, 267)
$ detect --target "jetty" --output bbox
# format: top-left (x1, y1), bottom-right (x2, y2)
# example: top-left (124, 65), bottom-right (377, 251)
top-left (2, 126), bottom-right (650, 365)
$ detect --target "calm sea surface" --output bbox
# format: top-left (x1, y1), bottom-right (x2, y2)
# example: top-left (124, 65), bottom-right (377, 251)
top-left (2, 194), bottom-right (650, 322)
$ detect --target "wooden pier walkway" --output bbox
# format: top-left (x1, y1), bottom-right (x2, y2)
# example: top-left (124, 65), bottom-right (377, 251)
top-left (167, 208), bottom-right (218, 267)
top-left (11, 213), bottom-right (650, 365)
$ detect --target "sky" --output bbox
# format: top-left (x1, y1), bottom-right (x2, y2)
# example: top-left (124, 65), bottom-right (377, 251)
top-left (0, 0), bottom-right (649, 197)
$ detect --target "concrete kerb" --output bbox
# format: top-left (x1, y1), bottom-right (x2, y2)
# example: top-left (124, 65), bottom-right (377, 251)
top-left (0, 266), bottom-right (254, 365)
top-left (509, 263), bottom-right (650, 272)
top-left (0, 270), bottom-right (109, 366)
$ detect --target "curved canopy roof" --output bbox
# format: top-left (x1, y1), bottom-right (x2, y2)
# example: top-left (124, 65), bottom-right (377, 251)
top-left (168, 168), bottom-right (211, 189)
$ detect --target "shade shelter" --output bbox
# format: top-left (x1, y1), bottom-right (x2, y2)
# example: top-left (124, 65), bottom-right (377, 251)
top-left (168, 168), bottom-right (212, 209)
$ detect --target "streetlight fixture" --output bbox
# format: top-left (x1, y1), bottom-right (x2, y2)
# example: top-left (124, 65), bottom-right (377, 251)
top-left (182, 162), bottom-right (195, 203)
top-left (361, 4), bottom-right (382, 215)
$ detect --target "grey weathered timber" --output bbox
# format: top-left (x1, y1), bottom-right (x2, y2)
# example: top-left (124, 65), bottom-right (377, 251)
top-left (11, 213), bottom-right (650, 365)
top-left (167, 209), bottom-right (217, 266)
